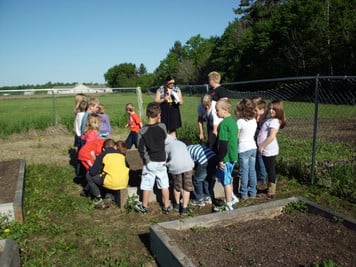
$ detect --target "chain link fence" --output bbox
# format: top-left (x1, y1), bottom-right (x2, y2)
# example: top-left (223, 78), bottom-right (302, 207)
top-left (177, 76), bottom-right (355, 196)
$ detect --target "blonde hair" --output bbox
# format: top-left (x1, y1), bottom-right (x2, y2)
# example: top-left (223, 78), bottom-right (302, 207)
top-left (84, 113), bottom-right (100, 133)
top-left (126, 103), bottom-right (135, 112)
top-left (216, 98), bottom-right (231, 112)
top-left (208, 71), bottom-right (221, 84)
top-left (74, 93), bottom-right (87, 113)
top-left (201, 94), bottom-right (212, 105)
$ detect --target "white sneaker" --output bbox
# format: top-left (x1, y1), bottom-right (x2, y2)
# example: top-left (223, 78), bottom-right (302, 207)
top-left (232, 194), bottom-right (239, 205)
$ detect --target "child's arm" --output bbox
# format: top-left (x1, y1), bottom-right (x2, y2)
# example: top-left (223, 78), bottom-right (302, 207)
top-left (258, 128), bottom-right (277, 154)
top-left (217, 141), bottom-right (228, 170)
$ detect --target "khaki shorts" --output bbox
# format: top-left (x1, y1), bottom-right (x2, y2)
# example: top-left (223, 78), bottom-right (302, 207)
top-left (171, 170), bottom-right (194, 192)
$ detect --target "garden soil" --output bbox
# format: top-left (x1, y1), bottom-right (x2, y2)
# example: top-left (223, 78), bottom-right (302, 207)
top-left (0, 125), bottom-right (355, 266)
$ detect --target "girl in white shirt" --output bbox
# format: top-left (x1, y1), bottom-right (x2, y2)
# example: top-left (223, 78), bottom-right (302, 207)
top-left (235, 99), bottom-right (258, 200)
top-left (257, 100), bottom-right (286, 198)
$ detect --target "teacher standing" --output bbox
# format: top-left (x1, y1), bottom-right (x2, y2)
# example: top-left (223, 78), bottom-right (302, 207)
top-left (154, 75), bottom-right (183, 137)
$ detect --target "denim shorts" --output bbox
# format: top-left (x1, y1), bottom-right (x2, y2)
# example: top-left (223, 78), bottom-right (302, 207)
top-left (140, 161), bottom-right (169, 190)
top-left (216, 161), bottom-right (236, 186)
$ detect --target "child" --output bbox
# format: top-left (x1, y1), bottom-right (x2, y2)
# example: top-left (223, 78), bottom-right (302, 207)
top-left (235, 98), bottom-right (258, 200)
top-left (134, 102), bottom-right (170, 214)
top-left (74, 100), bottom-right (88, 149)
top-left (77, 138), bottom-right (106, 197)
top-left (197, 94), bottom-right (223, 150)
top-left (80, 97), bottom-right (100, 138)
top-left (74, 93), bottom-right (87, 114)
top-left (81, 113), bottom-right (101, 143)
top-left (97, 103), bottom-right (112, 138)
top-left (165, 135), bottom-right (194, 216)
top-left (73, 94), bottom-right (87, 146)
top-left (86, 139), bottom-right (130, 209)
top-left (73, 100), bottom-right (88, 178)
top-left (257, 99), bottom-right (286, 198)
top-left (125, 103), bottom-right (143, 149)
top-left (78, 138), bottom-right (106, 173)
top-left (214, 98), bottom-right (239, 211)
top-left (252, 96), bottom-right (268, 187)
top-left (182, 139), bottom-right (217, 206)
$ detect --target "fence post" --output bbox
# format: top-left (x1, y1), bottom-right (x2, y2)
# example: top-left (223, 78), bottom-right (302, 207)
top-left (310, 75), bottom-right (320, 184)
top-left (136, 87), bottom-right (143, 119)
top-left (51, 90), bottom-right (57, 125)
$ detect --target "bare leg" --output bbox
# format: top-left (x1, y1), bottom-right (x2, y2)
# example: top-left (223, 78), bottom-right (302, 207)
top-left (142, 190), bottom-right (151, 208)
top-left (173, 189), bottom-right (181, 206)
top-left (161, 188), bottom-right (170, 208)
top-left (224, 184), bottom-right (233, 205)
top-left (182, 190), bottom-right (190, 208)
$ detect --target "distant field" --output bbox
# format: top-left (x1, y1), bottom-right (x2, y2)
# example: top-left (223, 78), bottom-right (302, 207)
top-left (0, 92), bottom-right (355, 140)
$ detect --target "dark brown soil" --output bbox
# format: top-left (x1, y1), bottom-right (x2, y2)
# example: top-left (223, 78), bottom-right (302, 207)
top-left (165, 211), bottom-right (356, 267)
top-left (0, 159), bottom-right (22, 203)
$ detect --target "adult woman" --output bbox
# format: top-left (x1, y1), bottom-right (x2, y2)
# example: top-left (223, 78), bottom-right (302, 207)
top-left (154, 75), bottom-right (183, 136)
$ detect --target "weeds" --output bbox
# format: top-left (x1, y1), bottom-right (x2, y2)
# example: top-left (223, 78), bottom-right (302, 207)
top-left (124, 194), bottom-right (139, 213)
top-left (283, 200), bottom-right (308, 214)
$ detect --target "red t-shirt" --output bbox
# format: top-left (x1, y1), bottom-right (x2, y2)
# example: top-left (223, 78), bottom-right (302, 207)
top-left (78, 138), bottom-right (105, 171)
top-left (129, 112), bottom-right (142, 133)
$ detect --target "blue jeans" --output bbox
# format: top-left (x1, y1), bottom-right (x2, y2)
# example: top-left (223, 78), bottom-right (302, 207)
top-left (256, 149), bottom-right (267, 183)
top-left (192, 162), bottom-right (207, 200)
top-left (239, 149), bottom-right (257, 198)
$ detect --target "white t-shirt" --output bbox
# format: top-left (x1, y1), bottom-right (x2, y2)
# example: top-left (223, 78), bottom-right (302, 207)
top-left (197, 100), bottom-right (222, 133)
top-left (237, 118), bottom-right (257, 153)
top-left (74, 112), bottom-right (85, 137)
top-left (257, 118), bottom-right (280, 157)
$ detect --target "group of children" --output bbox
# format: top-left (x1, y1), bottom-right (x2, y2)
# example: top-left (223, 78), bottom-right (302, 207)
top-left (73, 93), bottom-right (142, 209)
top-left (72, 89), bottom-right (286, 215)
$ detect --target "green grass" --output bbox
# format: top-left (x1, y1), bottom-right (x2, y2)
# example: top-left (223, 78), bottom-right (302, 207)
top-left (0, 165), bottom-right (355, 266)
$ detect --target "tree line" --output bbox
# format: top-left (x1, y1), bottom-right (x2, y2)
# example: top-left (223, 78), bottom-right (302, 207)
top-left (105, 0), bottom-right (356, 89)
top-left (3, 0), bottom-right (355, 90)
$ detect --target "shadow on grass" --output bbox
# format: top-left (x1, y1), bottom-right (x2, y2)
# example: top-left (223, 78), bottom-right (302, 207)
top-left (139, 232), bottom-right (151, 253)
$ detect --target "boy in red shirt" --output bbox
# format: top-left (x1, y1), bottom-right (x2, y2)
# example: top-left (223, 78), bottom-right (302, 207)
top-left (125, 103), bottom-right (142, 149)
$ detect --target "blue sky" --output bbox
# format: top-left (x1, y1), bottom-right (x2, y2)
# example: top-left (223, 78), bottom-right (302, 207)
top-left (0, 0), bottom-right (239, 86)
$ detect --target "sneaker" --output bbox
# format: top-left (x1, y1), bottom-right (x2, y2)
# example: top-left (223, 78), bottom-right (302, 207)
top-left (190, 199), bottom-right (206, 207)
top-left (103, 197), bottom-right (113, 207)
top-left (162, 206), bottom-right (171, 214)
top-left (213, 204), bottom-right (234, 212)
top-left (203, 196), bottom-right (212, 205)
top-left (232, 194), bottom-right (239, 205)
top-left (80, 190), bottom-right (89, 197)
top-left (180, 207), bottom-right (188, 217)
top-left (173, 203), bottom-right (180, 212)
top-left (93, 198), bottom-right (109, 209)
top-left (213, 198), bottom-right (226, 207)
top-left (134, 201), bottom-right (149, 214)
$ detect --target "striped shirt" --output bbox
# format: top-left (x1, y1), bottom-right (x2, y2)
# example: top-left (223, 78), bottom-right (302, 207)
top-left (187, 144), bottom-right (216, 165)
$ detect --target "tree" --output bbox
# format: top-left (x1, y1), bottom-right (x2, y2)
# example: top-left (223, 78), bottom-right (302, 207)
top-left (104, 63), bottom-right (137, 88)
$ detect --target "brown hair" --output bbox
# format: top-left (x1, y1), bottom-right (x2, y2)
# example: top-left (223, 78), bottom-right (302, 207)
top-left (115, 140), bottom-right (127, 155)
top-left (74, 93), bottom-right (87, 113)
top-left (269, 100), bottom-right (286, 129)
top-left (146, 102), bottom-right (161, 118)
top-left (235, 98), bottom-right (256, 120)
top-left (104, 139), bottom-right (116, 149)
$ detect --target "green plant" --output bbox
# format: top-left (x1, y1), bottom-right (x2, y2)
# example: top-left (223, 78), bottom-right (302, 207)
top-left (124, 194), bottom-right (139, 213)
top-left (283, 200), bottom-right (308, 214)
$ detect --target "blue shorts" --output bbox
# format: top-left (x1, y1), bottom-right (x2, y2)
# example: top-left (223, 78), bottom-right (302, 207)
top-left (216, 161), bottom-right (236, 186)
top-left (140, 161), bottom-right (169, 190)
